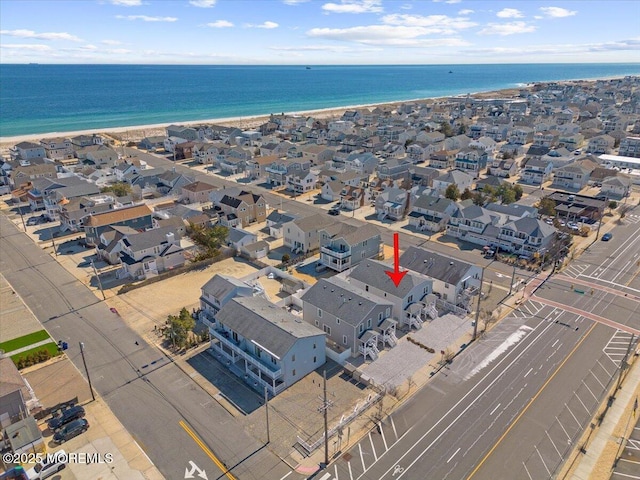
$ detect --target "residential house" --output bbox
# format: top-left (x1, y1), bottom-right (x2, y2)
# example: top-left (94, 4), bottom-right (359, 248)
top-left (600, 175), bottom-right (632, 199)
top-left (266, 159), bottom-right (310, 187)
top-left (175, 142), bottom-right (196, 160)
top-left (321, 180), bottom-right (344, 202)
top-left (345, 260), bottom-right (436, 329)
top-left (406, 142), bottom-right (437, 164)
top-left (84, 204), bottom-right (153, 246)
top-left (408, 195), bottom-right (458, 233)
top-left (211, 296), bottom-right (326, 395)
top-left (545, 191), bottom-right (606, 221)
top-left (96, 225), bottom-right (139, 265)
top-left (447, 203), bottom-right (506, 247)
top-left (181, 181), bottom-right (217, 204)
top-left (286, 169), bottom-right (317, 194)
top-left (429, 150), bottom-right (457, 169)
top-left (157, 170), bottom-right (195, 195)
top-left (586, 134), bottom-right (615, 154)
top-left (10, 162), bottom-right (57, 188)
top-left (454, 148), bottom-right (489, 178)
top-left (117, 226), bottom-right (185, 280)
top-left (0, 357), bottom-right (40, 424)
top-left (376, 156), bottom-right (410, 179)
top-left (240, 240), bottom-right (270, 260)
top-left (283, 213), bottom-right (336, 254)
top-left (84, 148), bottom-right (119, 169)
top-left (217, 191), bottom-right (266, 228)
top-left (28, 176), bottom-right (101, 220)
top-left (246, 155), bottom-right (279, 181)
top-left (199, 274), bottom-right (254, 327)
top-left (301, 277), bottom-right (394, 360)
top-left (433, 169), bottom-right (474, 195)
top-left (488, 158), bottom-right (517, 178)
top-left (496, 217), bottom-right (556, 257)
top-left (410, 166), bottom-right (439, 187)
top-left (300, 144), bottom-right (334, 166)
top-left (58, 194), bottom-right (116, 232)
top-left (41, 137), bottom-right (74, 161)
top-left (520, 158), bottom-right (554, 185)
top-left (163, 136), bottom-right (189, 154)
top-left (227, 227), bottom-right (258, 252)
top-left (509, 126), bottom-right (534, 145)
top-left (113, 162), bottom-right (139, 182)
top-left (619, 137), bottom-right (640, 158)
top-left (318, 223), bottom-right (382, 272)
top-left (9, 142), bottom-right (47, 161)
top-left (551, 160), bottom-right (596, 190)
top-left (191, 142), bottom-right (223, 165)
top-left (138, 136), bottom-right (166, 151)
top-left (399, 246), bottom-right (482, 311)
top-left (266, 210), bottom-right (297, 239)
top-left (340, 185), bottom-right (367, 210)
top-left (375, 187), bottom-right (409, 221)
top-left (166, 125), bottom-right (198, 142)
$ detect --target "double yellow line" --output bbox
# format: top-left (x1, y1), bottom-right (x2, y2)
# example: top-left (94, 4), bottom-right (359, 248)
top-left (179, 420), bottom-right (237, 480)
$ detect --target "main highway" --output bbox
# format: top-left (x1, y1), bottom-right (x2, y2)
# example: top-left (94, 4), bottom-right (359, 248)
top-left (321, 207), bottom-right (640, 480)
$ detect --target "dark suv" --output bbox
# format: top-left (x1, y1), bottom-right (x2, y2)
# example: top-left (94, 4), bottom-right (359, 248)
top-left (47, 405), bottom-right (85, 431)
top-left (52, 418), bottom-right (89, 444)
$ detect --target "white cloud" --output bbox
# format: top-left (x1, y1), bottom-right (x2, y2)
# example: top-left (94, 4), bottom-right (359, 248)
top-left (110, 0), bottom-right (143, 6)
top-left (269, 44), bottom-right (381, 53)
top-left (282, 0), bottom-right (309, 4)
top-left (245, 21), bottom-right (279, 29)
top-left (540, 7), bottom-right (577, 18)
top-left (400, 4), bottom-right (413, 10)
top-left (206, 20), bottom-right (233, 28)
top-left (466, 38), bottom-right (640, 56)
top-left (478, 21), bottom-right (536, 36)
top-left (497, 8), bottom-right (524, 19)
top-left (445, 0), bottom-right (461, 3)
top-left (115, 15), bottom-right (177, 22)
top-left (102, 39), bottom-right (123, 45)
top-left (189, 0), bottom-right (216, 7)
top-left (322, 0), bottom-right (383, 14)
top-left (380, 14), bottom-right (476, 35)
top-left (307, 25), bottom-right (471, 47)
top-left (458, 9), bottom-right (474, 15)
top-left (0, 29), bottom-right (82, 42)
top-left (0, 43), bottom-right (52, 51)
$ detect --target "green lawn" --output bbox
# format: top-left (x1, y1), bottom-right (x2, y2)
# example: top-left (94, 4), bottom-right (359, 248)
top-left (10, 342), bottom-right (60, 364)
top-left (0, 330), bottom-right (51, 353)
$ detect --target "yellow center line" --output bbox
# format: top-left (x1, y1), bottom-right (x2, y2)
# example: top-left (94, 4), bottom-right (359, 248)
top-left (179, 420), bottom-right (237, 480)
top-left (466, 321), bottom-right (598, 480)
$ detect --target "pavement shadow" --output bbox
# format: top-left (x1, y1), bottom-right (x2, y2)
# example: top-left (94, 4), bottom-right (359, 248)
top-left (187, 350), bottom-right (263, 414)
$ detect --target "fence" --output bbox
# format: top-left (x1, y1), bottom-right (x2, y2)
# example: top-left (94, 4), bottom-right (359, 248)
top-left (296, 391), bottom-right (382, 455)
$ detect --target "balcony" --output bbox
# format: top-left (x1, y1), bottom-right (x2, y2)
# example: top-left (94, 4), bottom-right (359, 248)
top-left (211, 329), bottom-right (282, 378)
top-left (321, 245), bottom-right (351, 259)
top-left (266, 166), bottom-right (287, 175)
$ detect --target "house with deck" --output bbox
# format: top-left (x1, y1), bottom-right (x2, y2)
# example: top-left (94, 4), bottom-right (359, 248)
top-left (318, 223), bottom-right (382, 273)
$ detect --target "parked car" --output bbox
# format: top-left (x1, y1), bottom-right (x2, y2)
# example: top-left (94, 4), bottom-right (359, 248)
top-left (47, 405), bottom-right (85, 431)
top-left (327, 209), bottom-right (340, 216)
top-left (544, 218), bottom-right (554, 225)
top-left (52, 419), bottom-right (89, 444)
top-left (26, 217), bottom-right (39, 226)
top-left (601, 233), bottom-right (613, 241)
top-left (26, 450), bottom-right (66, 480)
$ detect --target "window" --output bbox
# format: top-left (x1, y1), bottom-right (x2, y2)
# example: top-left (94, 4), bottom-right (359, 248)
top-left (343, 335), bottom-right (348, 345)
top-left (336, 318), bottom-right (340, 325)
top-left (271, 356), bottom-right (276, 364)
top-left (367, 318), bottom-right (372, 328)
top-left (323, 325), bottom-right (331, 335)
top-left (386, 308), bottom-right (390, 317)
top-left (378, 312), bottom-right (382, 321)
top-left (292, 354), bottom-right (295, 362)
top-left (365, 285), bottom-right (369, 292)
top-left (292, 369), bottom-right (296, 376)
top-left (315, 320), bottom-right (319, 327)
top-left (318, 308), bottom-right (322, 318)
top-left (359, 324), bottom-right (364, 333)
top-left (313, 343), bottom-right (316, 349)
top-left (408, 295), bottom-right (413, 303)
top-left (313, 356), bottom-right (317, 363)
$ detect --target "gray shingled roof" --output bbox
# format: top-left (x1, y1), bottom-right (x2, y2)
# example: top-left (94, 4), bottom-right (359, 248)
top-left (216, 297), bottom-right (325, 358)
top-left (201, 274), bottom-right (250, 300)
top-left (413, 195), bottom-right (454, 213)
top-left (399, 246), bottom-right (475, 286)
top-left (347, 260), bottom-right (432, 298)
top-left (122, 225), bottom-right (178, 252)
top-left (301, 277), bottom-right (392, 327)
top-left (290, 213), bottom-right (336, 233)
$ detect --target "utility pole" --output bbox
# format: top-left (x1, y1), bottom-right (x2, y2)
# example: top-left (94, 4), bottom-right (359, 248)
top-left (615, 334), bottom-right (635, 393)
top-left (472, 265), bottom-right (485, 341)
top-left (51, 235), bottom-right (57, 256)
top-left (91, 260), bottom-right (106, 300)
top-left (18, 204), bottom-right (26, 231)
top-left (264, 386), bottom-right (270, 444)
top-left (509, 263), bottom-right (516, 295)
top-left (79, 342), bottom-right (95, 401)
top-left (595, 195), bottom-right (608, 240)
top-left (317, 370), bottom-right (333, 466)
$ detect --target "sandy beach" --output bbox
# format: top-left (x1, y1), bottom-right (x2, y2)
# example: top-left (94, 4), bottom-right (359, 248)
top-left (0, 84), bottom-right (546, 151)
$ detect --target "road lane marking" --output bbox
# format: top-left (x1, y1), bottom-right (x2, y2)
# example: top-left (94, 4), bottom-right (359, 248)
top-left (279, 472), bottom-right (292, 480)
top-left (390, 417), bottom-right (398, 440)
top-left (557, 416), bottom-right (571, 442)
top-left (465, 321), bottom-right (598, 479)
top-left (524, 367), bottom-right (533, 378)
top-left (379, 423), bottom-right (388, 450)
top-left (536, 445), bottom-right (551, 476)
top-left (447, 448), bottom-right (461, 463)
top-left (348, 460), bottom-right (354, 480)
top-left (546, 430), bottom-right (562, 459)
top-left (551, 339), bottom-right (559, 348)
top-left (335, 464), bottom-right (339, 480)
top-left (179, 420), bottom-right (236, 480)
top-left (489, 403), bottom-right (501, 416)
top-left (359, 444), bottom-right (366, 472)
top-left (369, 433), bottom-right (378, 461)
top-left (375, 319), bottom-right (558, 480)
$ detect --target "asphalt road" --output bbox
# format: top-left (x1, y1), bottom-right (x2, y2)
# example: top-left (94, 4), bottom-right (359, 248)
top-left (0, 215), bottom-right (293, 480)
top-left (318, 208), bottom-right (640, 480)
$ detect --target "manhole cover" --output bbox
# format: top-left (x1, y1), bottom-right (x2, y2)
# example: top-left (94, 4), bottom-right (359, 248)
top-left (342, 453), bottom-right (352, 461)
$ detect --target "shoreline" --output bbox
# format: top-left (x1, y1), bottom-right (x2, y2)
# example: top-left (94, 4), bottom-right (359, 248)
top-left (0, 74), bottom-right (633, 149)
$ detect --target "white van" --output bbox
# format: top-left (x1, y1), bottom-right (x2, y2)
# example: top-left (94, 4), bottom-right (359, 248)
top-left (25, 450), bottom-right (66, 480)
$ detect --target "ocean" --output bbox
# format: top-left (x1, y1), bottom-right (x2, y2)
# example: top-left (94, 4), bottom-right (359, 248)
top-left (1, 63), bottom-right (639, 138)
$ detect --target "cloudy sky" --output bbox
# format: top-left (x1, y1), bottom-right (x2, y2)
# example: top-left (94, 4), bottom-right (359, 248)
top-left (1, 0), bottom-right (639, 64)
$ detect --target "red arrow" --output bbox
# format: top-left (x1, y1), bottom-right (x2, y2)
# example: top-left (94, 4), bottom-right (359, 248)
top-left (385, 232), bottom-right (408, 287)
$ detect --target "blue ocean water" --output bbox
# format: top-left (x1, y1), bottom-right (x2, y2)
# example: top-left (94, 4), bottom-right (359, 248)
top-left (1, 63), bottom-right (639, 138)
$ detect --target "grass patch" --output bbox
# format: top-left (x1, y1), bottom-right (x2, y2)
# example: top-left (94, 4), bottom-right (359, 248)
top-left (0, 330), bottom-right (51, 353)
top-left (10, 343), bottom-right (61, 368)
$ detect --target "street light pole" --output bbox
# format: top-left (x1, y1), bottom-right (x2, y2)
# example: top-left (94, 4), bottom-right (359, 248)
top-left (79, 342), bottom-right (95, 401)
top-left (509, 263), bottom-right (516, 296)
top-left (472, 265), bottom-right (486, 341)
top-left (91, 260), bottom-right (106, 301)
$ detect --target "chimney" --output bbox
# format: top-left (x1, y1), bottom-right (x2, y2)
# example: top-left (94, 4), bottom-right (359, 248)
top-left (166, 232), bottom-right (175, 244)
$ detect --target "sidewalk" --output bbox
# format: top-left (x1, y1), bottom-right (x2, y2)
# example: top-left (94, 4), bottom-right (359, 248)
top-left (1, 338), bottom-right (56, 357)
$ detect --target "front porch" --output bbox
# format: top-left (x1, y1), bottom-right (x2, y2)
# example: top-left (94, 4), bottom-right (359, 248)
top-left (358, 330), bottom-right (380, 361)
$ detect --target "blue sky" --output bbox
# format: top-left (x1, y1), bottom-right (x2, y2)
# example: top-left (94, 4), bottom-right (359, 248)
top-left (1, 0), bottom-right (639, 64)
